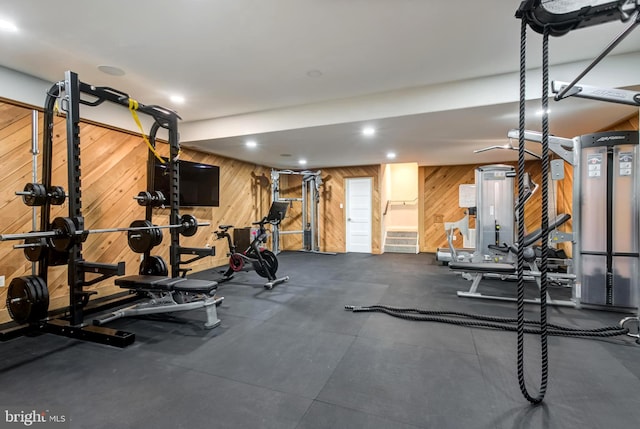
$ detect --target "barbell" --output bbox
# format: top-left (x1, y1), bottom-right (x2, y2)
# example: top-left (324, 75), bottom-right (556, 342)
top-left (1, 214), bottom-right (209, 253)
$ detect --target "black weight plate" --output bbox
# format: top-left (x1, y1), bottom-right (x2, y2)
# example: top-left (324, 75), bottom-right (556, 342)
top-left (22, 183), bottom-right (47, 207)
top-left (32, 276), bottom-right (50, 320)
top-left (136, 191), bottom-right (152, 206)
top-left (139, 255), bottom-right (168, 276)
top-left (180, 214), bottom-right (198, 237)
top-left (127, 220), bottom-right (154, 253)
top-left (153, 190), bottom-right (166, 207)
top-left (24, 276), bottom-right (47, 322)
top-left (49, 217), bottom-right (76, 252)
top-left (49, 186), bottom-right (66, 205)
top-left (158, 255), bottom-right (168, 276)
top-left (152, 226), bottom-right (163, 246)
top-left (23, 234), bottom-right (47, 262)
top-left (7, 277), bottom-right (34, 324)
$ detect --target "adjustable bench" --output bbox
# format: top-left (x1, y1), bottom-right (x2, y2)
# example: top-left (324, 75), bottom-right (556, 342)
top-left (94, 275), bottom-right (223, 329)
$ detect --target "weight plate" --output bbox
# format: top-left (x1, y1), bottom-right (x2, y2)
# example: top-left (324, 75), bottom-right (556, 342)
top-left (22, 276), bottom-right (49, 322)
top-left (23, 234), bottom-right (47, 262)
top-left (49, 217), bottom-right (76, 252)
top-left (139, 255), bottom-right (168, 276)
top-left (152, 226), bottom-right (163, 246)
top-left (22, 183), bottom-right (47, 207)
top-left (136, 191), bottom-right (152, 206)
top-left (49, 186), bottom-right (66, 205)
top-left (6, 277), bottom-right (35, 324)
top-left (31, 276), bottom-right (50, 320)
top-left (153, 190), bottom-right (166, 207)
top-left (127, 220), bottom-right (155, 253)
top-left (180, 214), bottom-right (198, 237)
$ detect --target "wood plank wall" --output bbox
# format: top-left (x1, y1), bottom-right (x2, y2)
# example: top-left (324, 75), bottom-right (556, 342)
top-left (277, 165), bottom-right (381, 254)
top-left (421, 160), bottom-right (547, 252)
top-left (0, 100), bottom-right (270, 324)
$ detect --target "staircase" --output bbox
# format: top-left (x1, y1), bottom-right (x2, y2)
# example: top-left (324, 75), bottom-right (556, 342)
top-left (384, 230), bottom-right (418, 254)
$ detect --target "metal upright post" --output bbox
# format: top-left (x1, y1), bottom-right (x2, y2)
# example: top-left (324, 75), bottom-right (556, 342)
top-left (64, 71), bottom-right (85, 326)
top-left (30, 110), bottom-right (39, 275)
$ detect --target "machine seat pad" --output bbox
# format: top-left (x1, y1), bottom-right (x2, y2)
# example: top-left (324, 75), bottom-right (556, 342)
top-left (172, 279), bottom-right (218, 293)
top-left (448, 262), bottom-right (516, 273)
top-left (115, 275), bottom-right (185, 291)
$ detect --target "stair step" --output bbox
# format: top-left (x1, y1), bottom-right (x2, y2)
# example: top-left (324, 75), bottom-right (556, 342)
top-left (386, 231), bottom-right (418, 238)
top-left (384, 244), bottom-right (418, 254)
top-left (385, 237), bottom-right (416, 245)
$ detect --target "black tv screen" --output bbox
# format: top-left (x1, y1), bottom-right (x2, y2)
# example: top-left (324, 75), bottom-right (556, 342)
top-left (154, 158), bottom-right (220, 207)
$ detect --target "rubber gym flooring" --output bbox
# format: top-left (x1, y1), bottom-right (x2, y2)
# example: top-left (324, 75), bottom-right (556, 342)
top-left (1, 252), bottom-right (639, 429)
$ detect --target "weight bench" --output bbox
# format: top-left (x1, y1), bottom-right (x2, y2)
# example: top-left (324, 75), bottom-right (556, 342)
top-left (449, 214), bottom-right (575, 306)
top-left (94, 275), bottom-right (223, 329)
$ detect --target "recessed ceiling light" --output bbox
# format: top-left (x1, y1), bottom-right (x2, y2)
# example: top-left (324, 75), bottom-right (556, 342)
top-left (170, 95), bottom-right (185, 104)
top-left (386, 152), bottom-right (396, 160)
top-left (246, 140), bottom-right (257, 148)
top-left (97, 65), bottom-right (125, 76)
top-left (299, 159), bottom-right (307, 165)
top-left (0, 19), bottom-right (18, 32)
top-left (362, 126), bottom-right (376, 137)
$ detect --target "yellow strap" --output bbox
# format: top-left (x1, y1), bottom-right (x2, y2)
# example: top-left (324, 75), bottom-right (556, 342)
top-left (128, 98), bottom-right (166, 164)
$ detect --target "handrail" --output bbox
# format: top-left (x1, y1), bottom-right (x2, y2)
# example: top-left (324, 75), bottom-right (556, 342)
top-left (383, 198), bottom-right (418, 216)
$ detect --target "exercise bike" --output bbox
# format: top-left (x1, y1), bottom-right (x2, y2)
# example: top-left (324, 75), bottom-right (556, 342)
top-left (214, 202), bottom-right (289, 289)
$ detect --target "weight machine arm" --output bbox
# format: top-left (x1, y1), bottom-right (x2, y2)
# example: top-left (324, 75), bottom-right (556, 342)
top-left (507, 129), bottom-right (575, 165)
top-left (551, 80), bottom-right (640, 106)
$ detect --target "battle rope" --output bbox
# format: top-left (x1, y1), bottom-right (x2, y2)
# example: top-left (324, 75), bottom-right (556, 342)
top-left (344, 305), bottom-right (629, 338)
top-left (128, 98), bottom-right (166, 164)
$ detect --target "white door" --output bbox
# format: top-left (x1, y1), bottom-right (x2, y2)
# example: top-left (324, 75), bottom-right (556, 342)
top-left (346, 177), bottom-right (372, 253)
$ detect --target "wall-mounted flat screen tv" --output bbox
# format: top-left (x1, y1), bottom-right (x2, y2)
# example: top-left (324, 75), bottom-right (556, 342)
top-left (153, 157), bottom-right (220, 207)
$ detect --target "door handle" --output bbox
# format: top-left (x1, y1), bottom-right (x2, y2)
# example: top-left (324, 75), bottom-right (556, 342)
top-left (348, 218), bottom-right (351, 221)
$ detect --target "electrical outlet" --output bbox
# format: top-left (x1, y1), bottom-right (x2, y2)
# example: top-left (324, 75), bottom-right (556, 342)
top-left (0, 276), bottom-right (5, 287)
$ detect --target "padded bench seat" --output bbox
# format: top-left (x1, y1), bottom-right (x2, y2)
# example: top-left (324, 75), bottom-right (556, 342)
top-left (116, 275), bottom-right (185, 291)
top-left (448, 262), bottom-right (516, 273)
top-left (115, 275), bottom-right (217, 293)
top-left (173, 279), bottom-right (217, 293)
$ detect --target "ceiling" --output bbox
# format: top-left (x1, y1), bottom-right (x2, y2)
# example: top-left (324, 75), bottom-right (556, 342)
top-left (0, 0), bottom-right (639, 168)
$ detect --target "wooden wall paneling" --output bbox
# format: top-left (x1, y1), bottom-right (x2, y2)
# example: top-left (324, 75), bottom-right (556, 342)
top-left (1, 101), bottom-right (270, 323)
top-left (422, 161), bottom-right (546, 253)
top-left (313, 165), bottom-right (381, 254)
top-left (0, 104), bottom-right (44, 324)
top-left (169, 151), bottom-right (272, 274)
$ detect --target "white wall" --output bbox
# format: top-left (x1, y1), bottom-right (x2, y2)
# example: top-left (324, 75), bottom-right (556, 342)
top-left (384, 162), bottom-right (419, 231)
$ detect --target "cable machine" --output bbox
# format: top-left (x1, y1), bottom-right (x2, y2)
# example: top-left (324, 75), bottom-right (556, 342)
top-left (271, 169), bottom-right (333, 254)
